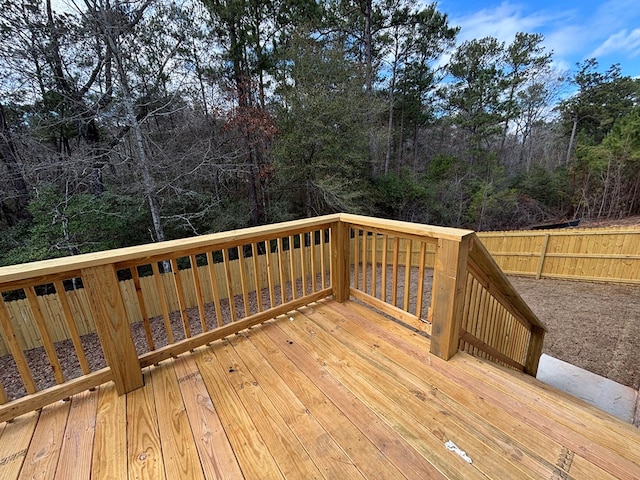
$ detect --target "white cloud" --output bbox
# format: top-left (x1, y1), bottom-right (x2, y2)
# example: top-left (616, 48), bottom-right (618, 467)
top-left (451, 2), bottom-right (551, 44)
top-left (436, 0), bottom-right (640, 77)
top-left (591, 29), bottom-right (640, 59)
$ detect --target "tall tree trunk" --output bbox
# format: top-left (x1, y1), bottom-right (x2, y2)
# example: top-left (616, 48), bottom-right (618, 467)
top-left (384, 42), bottom-right (399, 175)
top-left (566, 115), bottom-right (578, 164)
top-left (105, 21), bottom-right (166, 243)
top-left (0, 104), bottom-right (31, 226)
top-left (362, 0), bottom-right (373, 95)
top-left (228, 21), bottom-right (263, 225)
top-left (360, 0), bottom-right (376, 176)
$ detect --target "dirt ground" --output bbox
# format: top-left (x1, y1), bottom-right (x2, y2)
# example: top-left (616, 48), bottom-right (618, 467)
top-left (508, 275), bottom-right (640, 390)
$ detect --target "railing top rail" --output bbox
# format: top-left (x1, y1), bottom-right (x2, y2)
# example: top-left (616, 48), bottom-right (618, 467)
top-left (0, 214), bottom-right (340, 287)
top-left (340, 213), bottom-right (474, 242)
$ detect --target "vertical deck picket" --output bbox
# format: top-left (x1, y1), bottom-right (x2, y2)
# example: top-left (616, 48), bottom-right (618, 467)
top-left (288, 235), bottom-right (297, 300)
top-left (189, 255), bottom-right (208, 332)
top-left (206, 252), bottom-right (224, 328)
top-left (251, 243), bottom-right (263, 312)
top-left (151, 262), bottom-right (175, 344)
top-left (170, 258), bottom-right (191, 338)
top-left (0, 297), bottom-right (37, 394)
top-left (222, 248), bottom-right (237, 322)
top-left (403, 240), bottom-right (413, 312)
top-left (53, 280), bottom-right (91, 374)
top-left (24, 287), bottom-right (65, 385)
top-left (237, 247), bottom-right (250, 318)
top-left (264, 241), bottom-right (276, 308)
top-left (380, 235), bottom-right (388, 303)
top-left (130, 268), bottom-right (156, 350)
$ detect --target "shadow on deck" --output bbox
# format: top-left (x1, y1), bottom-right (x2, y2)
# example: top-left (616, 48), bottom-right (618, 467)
top-left (1, 299), bottom-right (638, 479)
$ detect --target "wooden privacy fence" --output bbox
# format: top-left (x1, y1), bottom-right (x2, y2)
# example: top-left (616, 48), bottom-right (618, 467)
top-left (0, 214), bottom-right (545, 423)
top-left (477, 227), bottom-right (640, 283)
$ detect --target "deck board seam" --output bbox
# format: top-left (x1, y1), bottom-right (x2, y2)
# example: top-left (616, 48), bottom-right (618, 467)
top-left (296, 304), bottom-right (550, 479)
top-left (315, 302), bottom-right (572, 479)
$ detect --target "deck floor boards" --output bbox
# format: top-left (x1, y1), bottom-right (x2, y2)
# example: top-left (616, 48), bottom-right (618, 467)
top-left (1, 299), bottom-right (639, 479)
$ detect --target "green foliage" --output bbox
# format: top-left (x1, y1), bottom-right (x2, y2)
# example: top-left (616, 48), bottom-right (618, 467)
top-left (561, 60), bottom-right (640, 146)
top-left (466, 181), bottom-right (519, 231)
top-left (514, 166), bottom-right (569, 213)
top-left (3, 0), bottom-right (640, 267)
top-left (270, 32), bottom-right (374, 217)
top-left (0, 188), bottom-right (148, 265)
top-left (572, 106), bottom-right (640, 218)
top-left (373, 172), bottom-right (434, 223)
top-left (426, 154), bottom-right (458, 181)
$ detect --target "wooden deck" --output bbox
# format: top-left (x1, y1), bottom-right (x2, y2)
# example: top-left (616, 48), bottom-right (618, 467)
top-left (1, 299), bottom-right (638, 479)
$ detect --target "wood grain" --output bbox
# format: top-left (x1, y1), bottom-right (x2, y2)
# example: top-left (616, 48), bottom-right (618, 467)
top-left (91, 383), bottom-right (127, 480)
top-left (127, 368), bottom-right (165, 480)
top-left (55, 389), bottom-right (99, 479)
top-left (173, 354), bottom-right (243, 479)
top-left (20, 400), bottom-right (71, 478)
top-left (150, 361), bottom-right (204, 480)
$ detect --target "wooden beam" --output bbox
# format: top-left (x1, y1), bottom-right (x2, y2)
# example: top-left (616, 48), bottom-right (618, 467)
top-left (536, 234), bottom-right (550, 279)
top-left (81, 265), bottom-right (143, 395)
top-left (429, 235), bottom-right (471, 360)
top-left (0, 215), bottom-right (341, 288)
top-left (0, 369), bottom-right (111, 424)
top-left (459, 330), bottom-right (524, 371)
top-left (524, 325), bottom-right (545, 376)
top-left (330, 222), bottom-right (350, 303)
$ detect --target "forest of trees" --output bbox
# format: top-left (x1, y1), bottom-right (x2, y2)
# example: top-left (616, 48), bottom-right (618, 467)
top-left (1, 0), bottom-right (639, 265)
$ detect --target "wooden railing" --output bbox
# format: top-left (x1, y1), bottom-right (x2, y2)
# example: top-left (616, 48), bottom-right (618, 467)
top-left (464, 239), bottom-right (545, 374)
top-left (339, 214), bottom-right (546, 374)
top-left (0, 216), bottom-right (335, 422)
top-left (0, 214), bottom-right (545, 422)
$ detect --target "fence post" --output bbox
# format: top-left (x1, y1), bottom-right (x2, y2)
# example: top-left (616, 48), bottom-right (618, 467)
top-left (430, 234), bottom-right (471, 361)
top-left (524, 326), bottom-right (545, 376)
top-left (82, 264), bottom-right (143, 395)
top-left (536, 233), bottom-right (550, 279)
top-left (331, 220), bottom-right (351, 302)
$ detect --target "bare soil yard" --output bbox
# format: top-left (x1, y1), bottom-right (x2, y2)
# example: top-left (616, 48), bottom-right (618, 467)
top-left (509, 275), bottom-right (640, 390)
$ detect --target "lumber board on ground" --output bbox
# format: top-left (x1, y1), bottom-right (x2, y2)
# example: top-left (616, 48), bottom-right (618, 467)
top-left (212, 338), bottom-right (325, 479)
top-left (227, 331), bottom-right (366, 479)
top-left (150, 362), bottom-right (204, 480)
top-left (127, 368), bottom-right (165, 480)
top-left (193, 347), bottom-right (284, 479)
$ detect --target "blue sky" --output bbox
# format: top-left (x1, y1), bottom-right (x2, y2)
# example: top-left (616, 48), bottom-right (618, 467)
top-left (436, 0), bottom-right (640, 78)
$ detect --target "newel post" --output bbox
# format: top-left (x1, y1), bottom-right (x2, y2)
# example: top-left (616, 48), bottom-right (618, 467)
top-left (524, 326), bottom-right (545, 376)
top-left (82, 264), bottom-right (144, 395)
top-left (331, 220), bottom-right (351, 302)
top-left (429, 234), bottom-right (471, 361)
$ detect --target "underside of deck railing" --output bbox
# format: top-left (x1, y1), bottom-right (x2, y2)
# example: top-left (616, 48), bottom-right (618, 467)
top-left (0, 214), bottom-right (545, 422)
